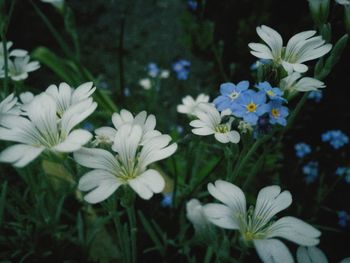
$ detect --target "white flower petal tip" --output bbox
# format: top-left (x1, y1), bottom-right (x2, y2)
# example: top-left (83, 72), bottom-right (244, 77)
top-left (254, 239), bottom-right (294, 263)
top-left (249, 25), bottom-right (332, 74)
top-left (186, 199), bottom-right (211, 232)
top-left (297, 246), bottom-right (328, 263)
top-left (0, 144), bottom-right (44, 167)
top-left (177, 94), bottom-right (210, 116)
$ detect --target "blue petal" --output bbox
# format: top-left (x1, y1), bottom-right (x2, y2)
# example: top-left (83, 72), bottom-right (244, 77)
top-left (236, 81), bottom-right (249, 91)
top-left (244, 113), bottom-right (258, 125)
top-left (220, 83), bottom-right (236, 95)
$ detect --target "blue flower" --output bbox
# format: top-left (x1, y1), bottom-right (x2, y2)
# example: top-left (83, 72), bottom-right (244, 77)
top-left (187, 0), bottom-right (198, 11)
top-left (213, 81), bottom-right (249, 111)
top-left (172, 59), bottom-right (191, 80)
top-left (161, 193), bottom-right (173, 207)
top-left (147, 62), bottom-right (159, 77)
top-left (337, 211), bottom-right (350, 228)
top-left (308, 91), bottom-right (323, 103)
top-left (267, 100), bottom-right (289, 126)
top-left (335, 167), bottom-right (350, 183)
top-left (294, 143), bottom-right (311, 158)
top-left (82, 122), bottom-right (94, 132)
top-left (302, 161), bottom-right (318, 184)
top-left (231, 90), bottom-right (269, 125)
top-left (322, 130), bottom-right (349, 149)
top-left (256, 82), bottom-right (287, 102)
top-left (250, 59), bottom-right (271, 70)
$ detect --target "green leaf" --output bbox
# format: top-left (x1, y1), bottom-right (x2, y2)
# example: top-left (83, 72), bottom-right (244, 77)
top-left (0, 181), bottom-right (8, 226)
top-left (31, 46), bottom-right (82, 85)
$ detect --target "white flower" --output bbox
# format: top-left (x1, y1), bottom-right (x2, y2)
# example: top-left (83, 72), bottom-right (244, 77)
top-left (249, 25), bottom-right (332, 73)
top-left (336, 0), bottom-right (350, 5)
top-left (0, 55), bottom-right (40, 81)
top-left (0, 41), bottom-right (27, 68)
top-left (45, 82), bottom-right (96, 117)
top-left (297, 246), bottom-right (328, 263)
top-left (203, 180), bottom-right (321, 263)
top-left (0, 93), bottom-right (21, 126)
top-left (190, 103), bottom-right (240, 144)
top-left (160, 70), bottom-right (170, 79)
top-left (0, 93), bottom-right (95, 167)
top-left (186, 199), bottom-right (211, 233)
top-left (341, 258), bottom-right (350, 263)
top-left (238, 120), bottom-right (253, 134)
top-left (139, 78), bottom-right (152, 90)
top-left (177, 94), bottom-right (210, 116)
top-left (40, 0), bottom-right (64, 9)
top-left (280, 72), bottom-right (326, 92)
top-left (74, 123), bottom-right (177, 203)
top-left (94, 109), bottom-right (161, 147)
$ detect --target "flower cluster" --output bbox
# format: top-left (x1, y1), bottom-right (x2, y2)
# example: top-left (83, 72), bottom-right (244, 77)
top-left (336, 167), bottom-right (350, 183)
top-left (214, 81), bottom-right (289, 127)
top-left (0, 82), bottom-right (97, 167)
top-left (0, 41), bottom-right (40, 81)
top-left (322, 130), bottom-right (349, 149)
top-left (139, 62), bottom-right (169, 90)
top-left (75, 109), bottom-right (178, 203)
top-left (172, 59), bottom-right (191, 80)
top-left (302, 161), bottom-right (319, 184)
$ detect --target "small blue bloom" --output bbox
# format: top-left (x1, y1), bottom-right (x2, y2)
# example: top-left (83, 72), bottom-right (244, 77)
top-left (267, 100), bottom-right (289, 126)
top-left (124, 87), bottom-right (131, 97)
top-left (308, 91), bottom-right (323, 103)
top-left (335, 167), bottom-right (350, 184)
top-left (172, 59), bottom-right (191, 80)
top-left (294, 143), bottom-right (311, 158)
top-left (213, 81), bottom-right (249, 111)
top-left (187, 0), bottom-right (198, 11)
top-left (337, 211), bottom-right (350, 228)
top-left (147, 62), bottom-right (159, 77)
top-left (256, 82), bottom-right (287, 102)
top-left (161, 193), bottom-right (173, 207)
top-left (302, 161), bottom-right (318, 184)
top-left (250, 59), bottom-right (271, 70)
top-left (322, 130), bottom-right (349, 149)
top-left (231, 90), bottom-right (269, 125)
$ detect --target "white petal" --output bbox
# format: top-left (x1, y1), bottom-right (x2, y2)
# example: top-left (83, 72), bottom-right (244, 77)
top-left (254, 185), bottom-right (292, 225)
top-left (78, 169), bottom-right (118, 191)
top-left (297, 246), bottom-right (328, 263)
top-left (207, 180), bottom-right (246, 216)
top-left (72, 82), bottom-right (95, 103)
top-left (267, 216), bottom-right (321, 246)
top-left (133, 169), bottom-right (165, 194)
top-left (0, 144), bottom-right (44, 167)
top-left (52, 129), bottom-right (92, 152)
top-left (95, 126), bottom-right (117, 141)
top-left (186, 199), bottom-right (209, 230)
top-left (74, 147), bottom-right (117, 174)
top-left (83, 179), bottom-right (121, 204)
top-left (292, 63), bottom-right (308, 73)
top-left (214, 132), bottom-right (230, 143)
top-left (203, 203), bottom-right (239, 229)
top-left (253, 239), bottom-right (294, 263)
top-left (191, 126), bottom-right (214, 136)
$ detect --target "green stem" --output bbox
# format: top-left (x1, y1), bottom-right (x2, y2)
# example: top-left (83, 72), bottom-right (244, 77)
top-left (127, 204), bottom-right (137, 263)
top-left (1, 34), bottom-right (9, 96)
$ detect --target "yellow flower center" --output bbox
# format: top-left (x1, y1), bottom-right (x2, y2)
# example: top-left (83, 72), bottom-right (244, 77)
top-left (215, 124), bottom-right (229, 133)
top-left (271, 108), bottom-right (280, 118)
top-left (267, 90), bottom-right (275, 97)
top-left (246, 103), bottom-right (257, 112)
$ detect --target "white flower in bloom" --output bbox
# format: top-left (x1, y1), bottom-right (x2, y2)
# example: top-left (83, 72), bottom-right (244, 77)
top-left (40, 0), bottom-right (64, 9)
top-left (74, 124), bottom-right (177, 203)
top-left (336, 0), bottom-right (350, 5)
top-left (0, 55), bottom-right (40, 81)
top-left (139, 78), bottom-right (152, 90)
top-left (177, 94), bottom-right (210, 116)
top-left (190, 103), bottom-right (240, 144)
top-left (186, 199), bottom-right (211, 234)
top-left (45, 82), bottom-right (96, 117)
top-left (203, 180), bottom-right (321, 263)
top-left (297, 246), bottom-right (328, 263)
top-left (280, 72), bottom-right (326, 92)
top-left (94, 109), bottom-right (161, 147)
top-left (0, 93), bottom-right (95, 167)
top-left (249, 25), bottom-right (332, 73)
top-left (0, 41), bottom-right (27, 68)
top-left (0, 93), bottom-right (21, 126)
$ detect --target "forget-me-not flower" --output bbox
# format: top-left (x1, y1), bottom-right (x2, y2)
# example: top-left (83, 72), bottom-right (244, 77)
top-left (322, 130), bottom-right (349, 149)
top-left (213, 81), bottom-right (249, 111)
top-left (147, 63), bottom-right (160, 77)
top-left (295, 143), bottom-right (312, 158)
top-left (308, 91), bottom-right (323, 103)
top-left (338, 211), bottom-right (350, 228)
top-left (231, 90), bottom-right (269, 125)
top-left (267, 100), bottom-right (289, 126)
top-left (187, 0), bottom-right (198, 11)
top-left (257, 82), bottom-right (287, 102)
top-left (172, 59), bottom-right (191, 80)
top-left (302, 161), bottom-right (319, 184)
top-left (335, 167), bottom-right (350, 183)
